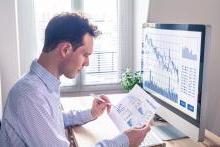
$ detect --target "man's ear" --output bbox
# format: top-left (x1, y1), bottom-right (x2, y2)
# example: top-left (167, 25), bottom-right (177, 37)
top-left (57, 42), bottom-right (72, 58)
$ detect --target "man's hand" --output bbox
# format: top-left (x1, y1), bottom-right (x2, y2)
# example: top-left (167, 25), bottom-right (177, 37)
top-left (124, 124), bottom-right (151, 147)
top-left (91, 95), bottom-right (111, 118)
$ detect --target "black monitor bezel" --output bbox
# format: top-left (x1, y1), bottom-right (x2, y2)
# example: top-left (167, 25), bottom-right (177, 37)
top-left (141, 23), bottom-right (206, 127)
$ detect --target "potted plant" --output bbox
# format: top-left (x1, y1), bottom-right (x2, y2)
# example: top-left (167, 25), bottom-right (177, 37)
top-left (121, 68), bottom-right (142, 91)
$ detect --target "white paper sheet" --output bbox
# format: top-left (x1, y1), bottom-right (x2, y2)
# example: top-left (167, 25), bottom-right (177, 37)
top-left (108, 85), bottom-right (161, 132)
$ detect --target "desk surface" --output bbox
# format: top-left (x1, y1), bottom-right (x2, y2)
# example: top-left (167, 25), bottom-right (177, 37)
top-left (61, 94), bottom-right (220, 147)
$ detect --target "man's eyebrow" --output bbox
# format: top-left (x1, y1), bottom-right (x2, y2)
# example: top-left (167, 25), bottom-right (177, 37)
top-left (84, 50), bottom-right (92, 55)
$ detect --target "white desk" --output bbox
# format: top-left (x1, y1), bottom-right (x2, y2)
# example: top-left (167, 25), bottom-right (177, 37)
top-left (61, 94), bottom-right (220, 147)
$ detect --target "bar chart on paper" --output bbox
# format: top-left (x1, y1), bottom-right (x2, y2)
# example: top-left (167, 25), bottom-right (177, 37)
top-left (142, 27), bottom-right (202, 119)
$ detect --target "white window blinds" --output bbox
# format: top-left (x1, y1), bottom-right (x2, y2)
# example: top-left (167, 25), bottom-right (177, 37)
top-left (82, 0), bottom-right (120, 85)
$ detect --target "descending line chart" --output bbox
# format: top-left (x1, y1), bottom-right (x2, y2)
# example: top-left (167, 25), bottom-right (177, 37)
top-left (142, 33), bottom-right (180, 103)
top-left (142, 27), bottom-right (202, 119)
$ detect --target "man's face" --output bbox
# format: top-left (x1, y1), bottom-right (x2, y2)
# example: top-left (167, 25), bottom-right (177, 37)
top-left (60, 33), bottom-right (93, 78)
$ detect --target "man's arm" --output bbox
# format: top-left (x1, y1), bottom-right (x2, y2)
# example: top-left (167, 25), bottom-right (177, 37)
top-left (62, 109), bottom-right (95, 127)
top-left (62, 95), bottom-right (110, 127)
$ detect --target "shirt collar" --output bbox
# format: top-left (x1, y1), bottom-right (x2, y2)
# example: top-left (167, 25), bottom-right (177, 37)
top-left (30, 59), bottom-right (61, 93)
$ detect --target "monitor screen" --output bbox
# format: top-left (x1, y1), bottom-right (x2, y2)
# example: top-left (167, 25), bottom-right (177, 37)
top-left (142, 24), bottom-right (206, 127)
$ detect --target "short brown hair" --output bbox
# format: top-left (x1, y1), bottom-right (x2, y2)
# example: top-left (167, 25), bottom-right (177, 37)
top-left (42, 12), bottom-right (100, 52)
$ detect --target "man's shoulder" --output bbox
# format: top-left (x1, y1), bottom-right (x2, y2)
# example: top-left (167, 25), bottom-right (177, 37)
top-left (5, 72), bottom-right (51, 114)
top-left (3, 72), bottom-right (52, 128)
top-left (9, 72), bottom-right (46, 98)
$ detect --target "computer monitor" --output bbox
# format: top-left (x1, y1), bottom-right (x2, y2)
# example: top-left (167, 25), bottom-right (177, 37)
top-left (141, 23), bottom-right (207, 141)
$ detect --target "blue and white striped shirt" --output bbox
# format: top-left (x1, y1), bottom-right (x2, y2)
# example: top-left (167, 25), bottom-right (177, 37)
top-left (0, 60), bottom-right (129, 147)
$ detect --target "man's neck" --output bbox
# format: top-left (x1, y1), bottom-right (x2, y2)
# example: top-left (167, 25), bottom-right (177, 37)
top-left (37, 52), bottom-right (60, 79)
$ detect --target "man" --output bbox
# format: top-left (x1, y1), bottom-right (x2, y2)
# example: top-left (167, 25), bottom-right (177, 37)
top-left (0, 12), bottom-right (150, 147)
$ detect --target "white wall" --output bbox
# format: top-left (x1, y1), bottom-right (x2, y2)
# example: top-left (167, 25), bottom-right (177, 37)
top-left (119, 0), bottom-right (134, 71)
top-left (0, 0), bottom-right (36, 114)
top-left (147, 0), bottom-right (220, 136)
top-left (17, 0), bottom-right (38, 75)
top-left (133, 0), bottom-right (150, 71)
top-left (0, 0), bottom-right (20, 109)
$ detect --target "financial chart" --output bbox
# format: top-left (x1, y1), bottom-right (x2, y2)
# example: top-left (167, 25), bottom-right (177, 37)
top-left (142, 27), bottom-right (202, 119)
top-left (114, 95), bottom-right (155, 127)
top-left (108, 85), bottom-right (160, 132)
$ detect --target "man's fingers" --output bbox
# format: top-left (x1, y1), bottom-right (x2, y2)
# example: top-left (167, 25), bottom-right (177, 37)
top-left (95, 96), bottom-right (112, 109)
top-left (94, 97), bottom-right (108, 106)
top-left (142, 125), bottom-right (151, 133)
top-left (106, 105), bottom-right (111, 113)
top-left (134, 124), bottom-right (148, 129)
top-left (93, 95), bottom-right (113, 114)
top-left (98, 103), bottom-right (107, 109)
top-left (99, 95), bottom-right (111, 103)
top-left (149, 120), bottom-right (155, 126)
top-left (134, 124), bottom-right (151, 133)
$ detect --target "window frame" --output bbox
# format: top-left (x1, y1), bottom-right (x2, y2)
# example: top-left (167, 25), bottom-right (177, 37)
top-left (60, 0), bottom-right (134, 95)
top-left (19, 0), bottom-right (134, 95)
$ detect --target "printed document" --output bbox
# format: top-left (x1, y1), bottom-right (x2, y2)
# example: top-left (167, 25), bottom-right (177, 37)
top-left (108, 84), bottom-right (161, 132)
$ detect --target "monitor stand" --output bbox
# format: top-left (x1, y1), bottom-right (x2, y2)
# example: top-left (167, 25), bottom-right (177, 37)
top-left (152, 123), bottom-right (188, 141)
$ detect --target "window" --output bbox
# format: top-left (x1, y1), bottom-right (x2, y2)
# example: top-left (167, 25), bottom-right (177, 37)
top-left (83, 0), bottom-right (120, 85)
top-left (34, 0), bottom-right (75, 87)
top-left (34, 0), bottom-right (133, 93)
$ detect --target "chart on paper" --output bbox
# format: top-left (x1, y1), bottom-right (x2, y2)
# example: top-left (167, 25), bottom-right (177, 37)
top-left (108, 85), bottom-right (161, 131)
